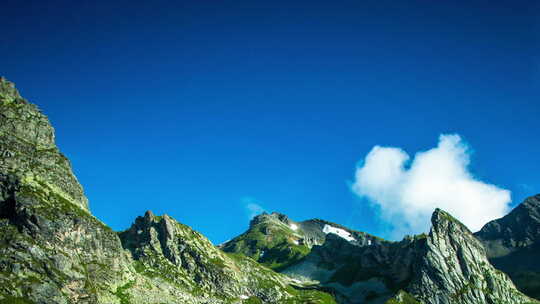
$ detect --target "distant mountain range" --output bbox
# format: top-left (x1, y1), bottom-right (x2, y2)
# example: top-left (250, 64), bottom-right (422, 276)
top-left (0, 76), bottom-right (538, 304)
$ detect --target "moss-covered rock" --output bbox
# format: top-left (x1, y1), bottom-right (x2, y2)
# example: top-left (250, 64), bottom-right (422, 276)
top-left (0, 77), bottom-right (89, 212)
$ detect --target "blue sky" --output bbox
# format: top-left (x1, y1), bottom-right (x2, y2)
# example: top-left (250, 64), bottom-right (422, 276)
top-left (1, 1), bottom-right (539, 242)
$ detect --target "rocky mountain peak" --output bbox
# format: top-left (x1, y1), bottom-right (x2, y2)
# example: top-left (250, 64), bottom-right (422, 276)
top-left (408, 208), bottom-right (533, 304)
top-left (519, 194), bottom-right (540, 224)
top-left (0, 77), bottom-right (23, 103)
top-left (523, 193), bottom-right (540, 207)
top-left (476, 194), bottom-right (540, 248)
top-left (144, 209), bottom-right (154, 218)
top-left (118, 211), bottom-right (309, 302)
top-left (0, 78), bottom-right (88, 211)
top-left (474, 194), bottom-right (540, 299)
top-left (120, 211), bottom-right (185, 264)
top-left (431, 207), bottom-right (471, 233)
top-left (249, 211), bottom-right (291, 227)
top-left (270, 211), bottom-right (291, 223)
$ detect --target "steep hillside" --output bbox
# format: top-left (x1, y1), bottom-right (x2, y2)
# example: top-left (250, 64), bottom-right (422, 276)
top-left (475, 194), bottom-right (540, 299)
top-left (0, 77), bottom-right (336, 303)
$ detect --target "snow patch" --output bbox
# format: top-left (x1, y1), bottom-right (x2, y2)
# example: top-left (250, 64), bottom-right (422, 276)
top-left (322, 224), bottom-right (355, 242)
top-left (290, 223), bottom-right (298, 231)
top-left (240, 295), bottom-right (249, 299)
top-left (292, 239), bottom-right (299, 245)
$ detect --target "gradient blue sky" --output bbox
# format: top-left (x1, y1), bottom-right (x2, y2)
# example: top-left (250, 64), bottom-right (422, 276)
top-left (1, 1), bottom-right (539, 243)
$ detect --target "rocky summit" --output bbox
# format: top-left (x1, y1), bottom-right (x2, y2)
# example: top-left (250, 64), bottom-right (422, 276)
top-left (220, 212), bottom-right (383, 272)
top-left (475, 194), bottom-right (540, 299)
top-left (0, 76), bottom-right (538, 304)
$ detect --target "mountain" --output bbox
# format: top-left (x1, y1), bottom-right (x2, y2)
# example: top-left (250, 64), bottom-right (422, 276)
top-left (0, 76), bottom-right (537, 304)
top-left (223, 206), bottom-right (538, 303)
top-left (0, 77), bottom-right (336, 303)
top-left (271, 209), bottom-right (535, 304)
top-left (407, 209), bottom-right (530, 304)
top-left (220, 212), bottom-right (384, 271)
top-left (475, 194), bottom-right (540, 299)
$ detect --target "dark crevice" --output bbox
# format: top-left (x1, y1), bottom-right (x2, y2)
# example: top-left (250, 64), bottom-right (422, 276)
top-left (0, 194), bottom-right (17, 221)
top-left (0, 174), bottom-right (40, 236)
top-left (0, 174), bottom-right (19, 223)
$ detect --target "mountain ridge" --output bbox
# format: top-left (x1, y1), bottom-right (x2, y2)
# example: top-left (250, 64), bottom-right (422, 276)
top-left (0, 77), bottom-right (337, 304)
top-left (220, 211), bottom-right (387, 272)
top-left (222, 206), bottom-right (539, 303)
top-left (475, 194), bottom-right (540, 299)
top-left (0, 77), bottom-right (537, 304)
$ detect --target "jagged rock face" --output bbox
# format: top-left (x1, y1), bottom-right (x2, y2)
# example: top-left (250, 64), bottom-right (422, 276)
top-left (475, 194), bottom-right (540, 299)
top-left (0, 173), bottom-right (133, 303)
top-left (118, 211), bottom-right (296, 302)
top-left (0, 77), bottom-right (88, 211)
top-left (476, 194), bottom-right (540, 254)
top-left (409, 209), bottom-right (533, 304)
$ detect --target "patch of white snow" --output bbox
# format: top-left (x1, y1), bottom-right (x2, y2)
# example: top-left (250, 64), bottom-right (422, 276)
top-left (322, 224), bottom-right (355, 242)
top-left (290, 223), bottom-right (298, 231)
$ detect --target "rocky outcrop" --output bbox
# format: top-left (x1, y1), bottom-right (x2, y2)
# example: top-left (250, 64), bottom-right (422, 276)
top-left (409, 209), bottom-right (532, 304)
top-left (0, 172), bottom-right (133, 303)
top-left (0, 77), bottom-right (88, 211)
top-left (118, 210), bottom-right (299, 302)
top-left (476, 194), bottom-right (540, 255)
top-left (475, 194), bottom-right (540, 299)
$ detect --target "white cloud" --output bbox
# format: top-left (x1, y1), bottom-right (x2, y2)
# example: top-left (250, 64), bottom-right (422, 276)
top-left (352, 134), bottom-right (511, 238)
top-left (243, 197), bottom-right (266, 219)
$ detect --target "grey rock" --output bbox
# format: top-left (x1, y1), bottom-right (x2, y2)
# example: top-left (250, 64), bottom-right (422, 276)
top-left (408, 209), bottom-right (531, 304)
top-left (475, 194), bottom-right (540, 299)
